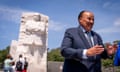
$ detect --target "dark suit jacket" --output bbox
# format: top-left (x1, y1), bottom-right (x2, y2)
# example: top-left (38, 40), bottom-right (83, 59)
top-left (61, 26), bottom-right (108, 72)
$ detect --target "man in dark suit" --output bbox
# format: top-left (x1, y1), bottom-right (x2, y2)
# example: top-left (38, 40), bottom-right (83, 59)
top-left (61, 10), bottom-right (116, 72)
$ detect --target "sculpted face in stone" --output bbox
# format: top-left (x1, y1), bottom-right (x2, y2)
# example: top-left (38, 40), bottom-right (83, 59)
top-left (79, 11), bottom-right (94, 31)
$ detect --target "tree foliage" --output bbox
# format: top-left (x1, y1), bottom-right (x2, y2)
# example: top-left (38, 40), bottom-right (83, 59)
top-left (102, 40), bottom-right (120, 67)
top-left (0, 46), bottom-right (10, 63)
top-left (113, 40), bottom-right (120, 44)
top-left (0, 46), bottom-right (10, 69)
top-left (47, 48), bottom-right (64, 62)
top-left (102, 59), bottom-right (113, 67)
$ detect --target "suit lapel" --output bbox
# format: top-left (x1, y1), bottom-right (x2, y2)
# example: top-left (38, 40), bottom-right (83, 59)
top-left (91, 31), bottom-right (98, 45)
top-left (77, 26), bottom-right (91, 49)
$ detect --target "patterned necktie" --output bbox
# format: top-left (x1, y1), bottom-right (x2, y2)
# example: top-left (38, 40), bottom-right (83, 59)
top-left (86, 31), bottom-right (93, 47)
top-left (86, 31), bottom-right (96, 60)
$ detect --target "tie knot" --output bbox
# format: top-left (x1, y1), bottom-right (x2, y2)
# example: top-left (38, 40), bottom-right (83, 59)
top-left (85, 31), bottom-right (93, 47)
top-left (85, 31), bottom-right (90, 34)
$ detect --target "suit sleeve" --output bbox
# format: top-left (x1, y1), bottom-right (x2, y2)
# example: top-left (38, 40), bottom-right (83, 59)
top-left (61, 29), bottom-right (83, 60)
top-left (96, 33), bottom-right (109, 59)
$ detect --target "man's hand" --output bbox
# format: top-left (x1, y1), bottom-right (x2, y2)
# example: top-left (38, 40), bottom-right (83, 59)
top-left (86, 45), bottom-right (104, 56)
top-left (106, 43), bottom-right (118, 55)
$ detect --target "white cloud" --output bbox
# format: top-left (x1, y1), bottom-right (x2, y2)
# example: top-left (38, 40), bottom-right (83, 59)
top-left (96, 27), bottom-right (120, 33)
top-left (114, 18), bottom-right (120, 26)
top-left (0, 5), bottom-right (68, 32)
top-left (103, 2), bottom-right (120, 11)
top-left (0, 5), bottom-right (30, 23)
top-left (49, 20), bottom-right (68, 31)
top-left (96, 18), bottom-right (120, 33)
top-left (103, 2), bottom-right (111, 8)
top-left (0, 5), bottom-right (71, 32)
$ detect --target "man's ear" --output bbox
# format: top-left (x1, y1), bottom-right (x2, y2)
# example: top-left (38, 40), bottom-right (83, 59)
top-left (78, 17), bottom-right (82, 23)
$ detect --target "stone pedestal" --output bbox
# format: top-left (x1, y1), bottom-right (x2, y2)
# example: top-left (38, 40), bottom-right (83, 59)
top-left (10, 12), bottom-right (49, 72)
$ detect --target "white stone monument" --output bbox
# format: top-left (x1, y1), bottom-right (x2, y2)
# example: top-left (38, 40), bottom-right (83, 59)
top-left (10, 12), bottom-right (49, 72)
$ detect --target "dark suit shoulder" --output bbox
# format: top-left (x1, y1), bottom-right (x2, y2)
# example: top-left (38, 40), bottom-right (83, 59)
top-left (65, 27), bottom-right (78, 33)
top-left (92, 31), bottom-right (103, 41)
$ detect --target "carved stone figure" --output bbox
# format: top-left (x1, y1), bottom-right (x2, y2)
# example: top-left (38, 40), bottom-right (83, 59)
top-left (10, 12), bottom-right (49, 72)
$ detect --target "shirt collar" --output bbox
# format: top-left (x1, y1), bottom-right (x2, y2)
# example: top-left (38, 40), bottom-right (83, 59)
top-left (80, 25), bottom-right (91, 33)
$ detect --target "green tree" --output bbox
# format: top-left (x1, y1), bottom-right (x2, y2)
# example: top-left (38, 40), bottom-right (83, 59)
top-left (0, 46), bottom-right (10, 69)
top-left (0, 46), bottom-right (10, 63)
top-left (47, 48), bottom-right (64, 62)
top-left (113, 40), bottom-right (120, 44)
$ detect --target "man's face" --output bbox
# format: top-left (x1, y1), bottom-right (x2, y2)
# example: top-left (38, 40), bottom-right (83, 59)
top-left (79, 12), bottom-right (94, 31)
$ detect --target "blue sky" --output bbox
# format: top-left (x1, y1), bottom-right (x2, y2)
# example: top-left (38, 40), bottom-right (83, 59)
top-left (0, 0), bottom-right (120, 50)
